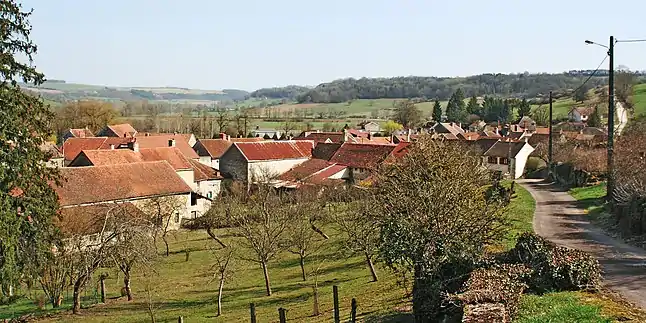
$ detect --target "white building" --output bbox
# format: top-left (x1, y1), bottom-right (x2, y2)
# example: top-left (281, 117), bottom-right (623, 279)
top-left (482, 140), bottom-right (535, 179)
top-left (568, 107), bottom-right (594, 123)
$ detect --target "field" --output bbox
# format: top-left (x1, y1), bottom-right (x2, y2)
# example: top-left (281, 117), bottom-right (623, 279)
top-left (2, 184), bottom-right (642, 322)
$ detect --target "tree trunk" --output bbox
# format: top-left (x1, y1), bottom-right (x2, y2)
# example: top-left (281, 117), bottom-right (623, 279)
top-left (310, 223), bottom-right (329, 240)
top-left (206, 227), bottom-right (227, 248)
top-left (217, 275), bottom-right (225, 316)
top-left (124, 271), bottom-right (133, 301)
top-left (312, 285), bottom-right (320, 316)
top-left (163, 235), bottom-right (170, 257)
top-left (299, 254), bottom-right (307, 282)
top-left (365, 252), bottom-right (378, 282)
top-left (73, 278), bottom-right (83, 314)
top-left (261, 261), bottom-right (272, 296)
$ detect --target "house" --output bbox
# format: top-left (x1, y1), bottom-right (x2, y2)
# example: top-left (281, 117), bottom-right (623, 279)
top-left (482, 140), bottom-right (535, 179)
top-left (328, 143), bottom-right (397, 180)
top-left (312, 143), bottom-right (343, 160)
top-left (568, 107), bottom-right (594, 123)
top-left (251, 128), bottom-right (282, 139)
top-left (294, 131), bottom-right (348, 144)
top-left (142, 132), bottom-right (197, 147)
top-left (193, 138), bottom-right (233, 169)
top-left (458, 132), bottom-right (481, 141)
top-left (53, 161), bottom-right (194, 230)
top-left (357, 121), bottom-right (381, 135)
top-left (135, 135), bottom-right (199, 160)
top-left (61, 128), bottom-right (94, 143)
top-left (40, 142), bottom-right (64, 168)
top-left (272, 159), bottom-right (349, 188)
top-left (68, 146), bottom-right (222, 217)
top-left (61, 137), bottom-right (132, 164)
top-left (219, 140), bottom-right (315, 183)
top-left (428, 122), bottom-right (466, 137)
top-left (517, 116), bottom-right (537, 132)
top-left (95, 123), bottom-right (138, 138)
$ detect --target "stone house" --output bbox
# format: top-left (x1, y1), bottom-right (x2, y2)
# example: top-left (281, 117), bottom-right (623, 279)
top-left (328, 143), bottom-right (397, 181)
top-left (219, 140), bottom-right (314, 183)
top-left (53, 161), bottom-right (194, 230)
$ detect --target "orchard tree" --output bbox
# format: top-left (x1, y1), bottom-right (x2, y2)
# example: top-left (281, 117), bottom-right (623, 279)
top-left (0, 0), bottom-right (60, 294)
top-left (393, 100), bottom-right (422, 129)
top-left (373, 138), bottom-right (509, 321)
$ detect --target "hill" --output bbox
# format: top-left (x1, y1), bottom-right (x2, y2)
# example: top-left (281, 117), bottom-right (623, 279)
top-left (21, 81), bottom-right (250, 104)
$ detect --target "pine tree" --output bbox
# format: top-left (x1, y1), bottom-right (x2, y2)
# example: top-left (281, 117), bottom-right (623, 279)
top-left (1, 0), bottom-right (60, 290)
top-left (432, 100), bottom-right (442, 122)
top-left (518, 98), bottom-right (531, 118)
top-left (466, 95), bottom-right (479, 116)
top-left (446, 89), bottom-right (467, 122)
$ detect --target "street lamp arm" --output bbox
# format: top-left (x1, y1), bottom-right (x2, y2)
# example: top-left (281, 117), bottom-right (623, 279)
top-left (584, 39), bottom-right (609, 49)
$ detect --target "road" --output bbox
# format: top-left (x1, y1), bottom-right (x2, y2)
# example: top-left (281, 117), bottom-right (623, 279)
top-left (519, 179), bottom-right (646, 309)
top-left (616, 101), bottom-right (629, 135)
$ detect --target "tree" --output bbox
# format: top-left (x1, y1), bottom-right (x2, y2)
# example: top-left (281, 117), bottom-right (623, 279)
top-left (466, 95), bottom-right (479, 116)
top-left (230, 186), bottom-right (290, 296)
top-left (432, 100), bottom-right (442, 122)
top-left (139, 197), bottom-right (184, 257)
top-left (573, 85), bottom-right (589, 102)
top-left (445, 89), bottom-right (466, 123)
top-left (587, 107), bottom-right (602, 127)
top-left (322, 122), bottom-right (333, 132)
top-left (215, 106), bottom-right (229, 134)
top-left (373, 138), bottom-right (508, 321)
top-left (532, 105), bottom-right (550, 127)
top-left (518, 98), bottom-right (531, 118)
top-left (210, 246), bottom-right (236, 316)
top-left (0, 0), bottom-right (60, 293)
top-left (56, 101), bottom-right (120, 135)
top-left (382, 120), bottom-right (404, 136)
top-left (393, 100), bottom-right (422, 128)
top-left (326, 188), bottom-right (380, 282)
top-left (281, 118), bottom-right (299, 137)
top-left (615, 71), bottom-right (635, 110)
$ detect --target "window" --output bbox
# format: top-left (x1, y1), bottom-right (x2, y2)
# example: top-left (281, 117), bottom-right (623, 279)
top-left (174, 211), bottom-right (180, 223)
top-left (190, 192), bottom-right (198, 206)
top-left (207, 191), bottom-right (213, 199)
top-left (500, 158), bottom-right (509, 165)
top-left (487, 156), bottom-right (497, 164)
top-left (191, 211), bottom-right (197, 219)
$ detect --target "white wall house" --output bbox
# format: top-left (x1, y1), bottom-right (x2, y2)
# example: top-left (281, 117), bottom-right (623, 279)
top-left (568, 107), bottom-right (594, 123)
top-left (193, 138), bottom-right (233, 169)
top-left (219, 140), bottom-right (314, 184)
top-left (482, 140), bottom-right (535, 179)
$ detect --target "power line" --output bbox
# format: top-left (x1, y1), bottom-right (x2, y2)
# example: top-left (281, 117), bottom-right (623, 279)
top-left (616, 38), bottom-right (646, 43)
top-left (571, 54), bottom-right (609, 94)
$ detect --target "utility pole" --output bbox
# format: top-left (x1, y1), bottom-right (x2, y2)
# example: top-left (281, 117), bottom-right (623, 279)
top-left (607, 36), bottom-right (615, 203)
top-left (548, 91), bottom-right (553, 179)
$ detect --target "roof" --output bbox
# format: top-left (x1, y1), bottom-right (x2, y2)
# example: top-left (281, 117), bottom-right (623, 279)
top-left (458, 132), bottom-right (480, 141)
top-left (188, 159), bottom-right (222, 181)
top-left (279, 159), bottom-right (332, 182)
top-left (56, 203), bottom-right (146, 236)
top-left (312, 143), bottom-right (342, 161)
top-left (329, 143), bottom-right (397, 169)
top-left (229, 137), bottom-right (265, 143)
top-left (518, 116), bottom-right (536, 129)
top-left (68, 128), bottom-right (94, 138)
top-left (483, 141), bottom-right (528, 158)
top-left (570, 106), bottom-right (595, 116)
top-left (135, 135), bottom-right (199, 159)
top-left (141, 133), bottom-right (193, 142)
top-left (102, 123), bottom-right (137, 138)
top-left (534, 127), bottom-right (550, 135)
top-left (195, 139), bottom-right (233, 158)
top-left (72, 147), bottom-right (192, 170)
top-left (235, 140), bottom-right (314, 161)
top-left (435, 123), bottom-right (466, 136)
top-left (294, 132), bottom-right (345, 144)
top-left (469, 138), bottom-right (500, 154)
top-left (61, 137), bottom-right (131, 161)
top-left (54, 161), bottom-right (192, 206)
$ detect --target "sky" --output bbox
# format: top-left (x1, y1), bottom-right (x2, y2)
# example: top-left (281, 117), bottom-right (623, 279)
top-left (20, 0), bottom-right (646, 91)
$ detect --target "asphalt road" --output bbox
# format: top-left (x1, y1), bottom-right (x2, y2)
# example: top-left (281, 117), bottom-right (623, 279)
top-left (519, 179), bottom-right (646, 309)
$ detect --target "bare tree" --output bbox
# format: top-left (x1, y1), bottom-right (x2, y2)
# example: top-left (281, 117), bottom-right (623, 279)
top-left (615, 71), bottom-right (636, 110)
top-left (209, 246), bottom-right (236, 316)
top-left (39, 251), bottom-right (71, 308)
top-left (326, 188), bottom-right (380, 282)
top-left (230, 186), bottom-right (290, 296)
top-left (281, 118), bottom-right (299, 137)
top-left (139, 197), bottom-right (184, 256)
top-left (215, 106), bottom-right (229, 134)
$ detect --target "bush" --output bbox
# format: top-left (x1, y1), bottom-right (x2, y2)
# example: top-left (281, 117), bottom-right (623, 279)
top-left (506, 233), bottom-right (601, 293)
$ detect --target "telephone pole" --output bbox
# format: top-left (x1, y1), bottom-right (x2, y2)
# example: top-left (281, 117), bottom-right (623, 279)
top-left (606, 36), bottom-right (615, 203)
top-left (548, 91), bottom-right (553, 179)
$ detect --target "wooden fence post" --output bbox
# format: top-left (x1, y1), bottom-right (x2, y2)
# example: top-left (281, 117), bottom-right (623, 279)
top-left (99, 274), bottom-right (107, 303)
top-left (351, 298), bottom-right (357, 322)
top-left (333, 285), bottom-right (340, 323)
top-left (250, 303), bottom-right (257, 323)
top-left (278, 307), bottom-right (287, 323)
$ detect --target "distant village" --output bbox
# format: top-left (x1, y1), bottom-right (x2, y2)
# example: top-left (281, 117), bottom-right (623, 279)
top-left (40, 108), bottom-right (609, 232)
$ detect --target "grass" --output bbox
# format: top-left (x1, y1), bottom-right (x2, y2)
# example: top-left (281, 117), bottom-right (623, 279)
top-left (517, 292), bottom-right (612, 323)
top-left (570, 183), bottom-right (607, 219)
top-left (499, 182), bottom-right (536, 250)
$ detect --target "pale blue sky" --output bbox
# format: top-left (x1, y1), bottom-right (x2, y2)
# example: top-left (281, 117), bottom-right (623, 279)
top-left (20, 0), bottom-right (646, 91)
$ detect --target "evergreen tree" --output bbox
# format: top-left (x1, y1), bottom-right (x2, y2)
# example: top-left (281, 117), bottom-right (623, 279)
top-left (1, 0), bottom-right (60, 290)
top-left (518, 98), bottom-right (531, 118)
top-left (501, 99), bottom-right (513, 123)
top-left (432, 100), bottom-right (442, 122)
top-left (466, 95), bottom-right (479, 116)
top-left (446, 89), bottom-right (467, 122)
top-left (587, 107), bottom-right (602, 127)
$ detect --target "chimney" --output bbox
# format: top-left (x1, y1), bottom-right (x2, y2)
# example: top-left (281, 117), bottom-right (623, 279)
top-left (367, 133), bottom-right (372, 140)
top-left (219, 132), bottom-right (227, 140)
top-left (110, 144), bottom-right (115, 150)
top-left (168, 139), bottom-right (176, 147)
top-left (132, 138), bottom-right (139, 152)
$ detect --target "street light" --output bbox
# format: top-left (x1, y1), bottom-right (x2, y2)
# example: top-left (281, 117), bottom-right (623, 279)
top-left (585, 36), bottom-right (614, 203)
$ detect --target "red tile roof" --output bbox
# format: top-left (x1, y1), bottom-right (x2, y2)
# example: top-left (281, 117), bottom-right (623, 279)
top-left (279, 159), bottom-right (331, 182)
top-left (235, 140), bottom-right (314, 161)
top-left (308, 164), bottom-right (347, 183)
top-left (312, 143), bottom-right (342, 161)
top-left (135, 135), bottom-right (199, 159)
top-left (54, 161), bottom-right (192, 206)
top-left (68, 128), bottom-right (94, 138)
top-left (329, 143), bottom-right (397, 169)
top-left (103, 123), bottom-right (138, 137)
top-left (138, 147), bottom-right (192, 170)
top-left (533, 127), bottom-right (550, 135)
top-left (294, 132), bottom-right (345, 143)
top-left (72, 147), bottom-right (192, 170)
top-left (194, 139), bottom-right (233, 158)
top-left (62, 137), bottom-right (131, 161)
top-left (188, 159), bottom-right (222, 181)
top-left (230, 137), bottom-right (265, 143)
top-left (459, 132), bottom-right (481, 141)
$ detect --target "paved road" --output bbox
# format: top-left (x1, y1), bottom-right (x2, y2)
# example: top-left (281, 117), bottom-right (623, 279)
top-left (616, 101), bottom-right (629, 135)
top-left (519, 179), bottom-right (646, 309)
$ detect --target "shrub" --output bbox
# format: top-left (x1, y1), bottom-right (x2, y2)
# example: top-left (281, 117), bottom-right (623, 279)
top-left (507, 233), bottom-right (601, 293)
